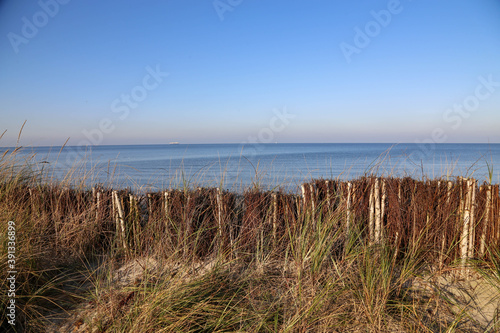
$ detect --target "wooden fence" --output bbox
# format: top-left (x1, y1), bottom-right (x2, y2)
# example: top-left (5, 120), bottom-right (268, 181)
top-left (9, 176), bottom-right (500, 264)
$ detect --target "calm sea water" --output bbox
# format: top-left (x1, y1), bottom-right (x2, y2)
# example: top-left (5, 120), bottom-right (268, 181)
top-left (4, 143), bottom-right (500, 193)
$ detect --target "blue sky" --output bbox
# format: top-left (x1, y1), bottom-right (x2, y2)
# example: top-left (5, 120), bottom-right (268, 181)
top-left (1, 0), bottom-right (499, 146)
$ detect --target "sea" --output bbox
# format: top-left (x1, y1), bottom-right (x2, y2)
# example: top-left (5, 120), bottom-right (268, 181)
top-left (4, 143), bottom-right (500, 193)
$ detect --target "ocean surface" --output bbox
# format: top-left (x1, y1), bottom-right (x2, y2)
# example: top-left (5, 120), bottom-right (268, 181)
top-left (4, 143), bottom-right (500, 193)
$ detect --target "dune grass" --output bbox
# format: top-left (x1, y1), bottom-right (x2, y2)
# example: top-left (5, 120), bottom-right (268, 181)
top-left (1, 145), bottom-right (500, 332)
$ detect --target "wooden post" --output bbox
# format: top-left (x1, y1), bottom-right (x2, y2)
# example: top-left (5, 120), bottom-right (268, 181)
top-left (398, 181), bottom-right (402, 204)
top-left (374, 178), bottom-right (381, 244)
top-left (457, 178), bottom-right (464, 264)
top-left (460, 179), bottom-right (472, 268)
top-left (129, 194), bottom-right (140, 250)
top-left (425, 180), bottom-right (430, 242)
top-left (325, 180), bottom-right (331, 209)
top-left (381, 179), bottom-right (386, 242)
top-left (495, 185), bottom-right (500, 249)
top-left (129, 193), bottom-right (135, 218)
top-left (447, 181), bottom-right (453, 204)
top-left (369, 179), bottom-right (375, 244)
top-left (92, 187), bottom-right (96, 216)
top-left (346, 182), bottom-right (352, 235)
top-left (458, 177), bottom-right (464, 228)
top-left (468, 180), bottom-right (476, 260)
top-left (309, 184), bottom-right (316, 220)
top-left (497, 186), bottom-right (500, 248)
top-left (113, 191), bottom-right (127, 250)
top-left (395, 181), bottom-right (402, 248)
top-left (96, 190), bottom-right (101, 222)
top-left (112, 190), bottom-right (116, 232)
top-left (272, 192), bottom-right (278, 243)
top-left (147, 193), bottom-right (153, 223)
top-left (164, 191), bottom-right (170, 220)
top-left (412, 182), bottom-right (417, 248)
top-left (185, 192), bottom-right (192, 242)
top-left (301, 184), bottom-right (306, 216)
top-left (217, 188), bottom-right (223, 241)
top-left (439, 181), bottom-right (453, 266)
top-left (480, 185), bottom-right (491, 256)
top-left (381, 179), bottom-right (386, 223)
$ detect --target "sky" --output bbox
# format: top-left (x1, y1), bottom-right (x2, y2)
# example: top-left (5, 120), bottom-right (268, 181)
top-left (1, 0), bottom-right (500, 147)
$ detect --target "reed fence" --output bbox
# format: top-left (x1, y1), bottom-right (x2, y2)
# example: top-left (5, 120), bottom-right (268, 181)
top-left (4, 176), bottom-right (499, 265)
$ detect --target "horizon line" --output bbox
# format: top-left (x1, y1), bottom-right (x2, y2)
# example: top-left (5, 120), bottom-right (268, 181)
top-left (1, 142), bottom-right (500, 149)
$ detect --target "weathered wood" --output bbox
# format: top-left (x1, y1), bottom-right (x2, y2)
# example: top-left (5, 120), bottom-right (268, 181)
top-left (113, 191), bottom-right (127, 250)
top-left (301, 184), bottom-right (306, 215)
top-left (272, 192), bottom-right (277, 243)
top-left (381, 179), bottom-right (386, 243)
top-left (460, 179), bottom-right (472, 267)
top-left (468, 180), bottom-right (476, 260)
top-left (164, 190), bottom-right (170, 219)
top-left (325, 180), bottom-right (331, 207)
top-left (369, 180), bottom-right (375, 244)
top-left (96, 190), bottom-right (101, 222)
top-left (374, 178), bottom-right (381, 244)
top-left (346, 182), bottom-right (352, 235)
top-left (217, 188), bottom-right (223, 240)
top-left (309, 184), bottom-right (316, 219)
top-left (480, 185), bottom-right (491, 256)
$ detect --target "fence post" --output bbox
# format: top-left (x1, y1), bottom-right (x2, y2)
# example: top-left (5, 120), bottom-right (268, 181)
top-left (374, 178), bottom-right (382, 244)
top-left (217, 188), bottom-right (223, 243)
top-left (369, 179), bottom-right (375, 244)
top-left (130, 194), bottom-right (141, 251)
top-left (309, 183), bottom-right (316, 221)
top-left (164, 191), bottom-right (170, 220)
top-left (381, 179), bottom-right (386, 243)
top-left (112, 191), bottom-right (128, 251)
top-left (495, 185), bottom-right (500, 249)
top-left (479, 185), bottom-right (491, 256)
top-left (346, 182), bottom-right (352, 236)
top-left (395, 181), bottom-right (402, 248)
top-left (96, 189), bottom-right (101, 223)
top-left (468, 179), bottom-right (477, 260)
top-left (301, 184), bottom-right (306, 217)
top-left (272, 192), bottom-right (278, 244)
top-left (460, 179), bottom-right (473, 269)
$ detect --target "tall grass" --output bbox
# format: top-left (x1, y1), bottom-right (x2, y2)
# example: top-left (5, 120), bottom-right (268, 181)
top-left (1, 145), bottom-right (499, 332)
